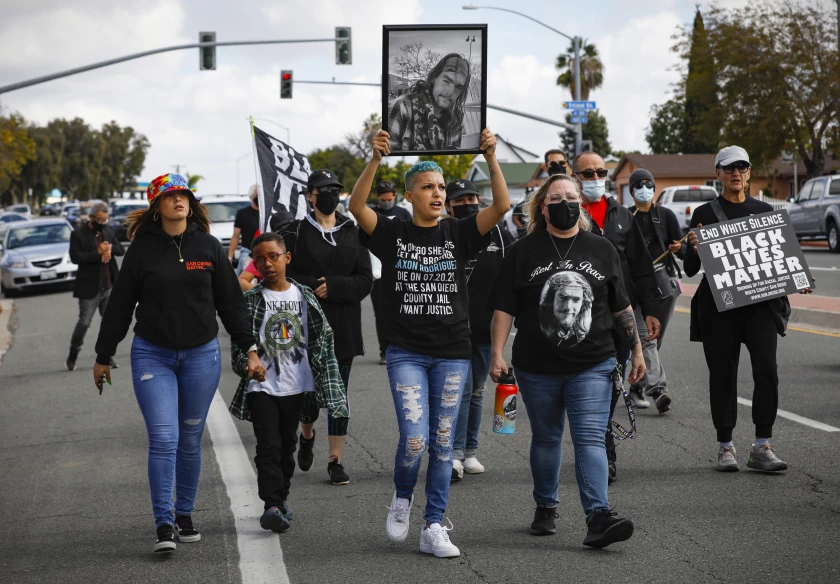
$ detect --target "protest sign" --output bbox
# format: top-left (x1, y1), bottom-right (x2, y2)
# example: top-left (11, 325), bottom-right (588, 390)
top-left (693, 209), bottom-right (814, 312)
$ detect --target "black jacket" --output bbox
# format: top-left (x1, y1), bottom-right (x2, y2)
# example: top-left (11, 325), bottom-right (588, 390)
top-left (469, 224), bottom-right (514, 344)
top-left (282, 214), bottom-right (373, 360)
top-left (632, 204), bottom-right (686, 278)
top-left (369, 203), bottom-right (413, 221)
top-left (69, 224), bottom-right (125, 299)
top-left (94, 223), bottom-right (255, 365)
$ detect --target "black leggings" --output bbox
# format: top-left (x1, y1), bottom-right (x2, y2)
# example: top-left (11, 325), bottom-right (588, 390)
top-left (299, 358), bottom-right (352, 436)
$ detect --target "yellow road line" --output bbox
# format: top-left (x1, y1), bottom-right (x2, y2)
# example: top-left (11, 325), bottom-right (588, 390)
top-left (673, 307), bottom-right (840, 338)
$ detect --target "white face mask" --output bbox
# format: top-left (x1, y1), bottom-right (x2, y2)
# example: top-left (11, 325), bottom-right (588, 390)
top-left (634, 186), bottom-right (654, 203)
top-left (581, 179), bottom-right (606, 202)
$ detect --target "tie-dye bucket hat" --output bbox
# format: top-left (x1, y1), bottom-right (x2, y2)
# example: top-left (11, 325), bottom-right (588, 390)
top-left (147, 173), bottom-right (200, 205)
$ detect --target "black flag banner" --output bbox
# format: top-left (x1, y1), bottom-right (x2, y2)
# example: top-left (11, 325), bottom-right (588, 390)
top-left (693, 209), bottom-right (814, 312)
top-left (251, 122), bottom-right (311, 233)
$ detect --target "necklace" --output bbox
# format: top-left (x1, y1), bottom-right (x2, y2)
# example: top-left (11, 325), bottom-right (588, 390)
top-left (171, 234), bottom-right (185, 262)
top-left (415, 221), bottom-right (441, 239)
top-left (548, 230), bottom-right (578, 262)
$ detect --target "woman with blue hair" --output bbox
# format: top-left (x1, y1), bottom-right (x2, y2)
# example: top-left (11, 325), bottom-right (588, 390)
top-left (349, 128), bottom-right (509, 557)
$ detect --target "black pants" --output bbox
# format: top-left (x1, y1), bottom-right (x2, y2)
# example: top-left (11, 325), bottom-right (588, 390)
top-left (299, 358), bottom-right (352, 436)
top-left (371, 280), bottom-right (388, 358)
top-left (247, 391), bottom-right (305, 509)
top-left (699, 295), bottom-right (779, 443)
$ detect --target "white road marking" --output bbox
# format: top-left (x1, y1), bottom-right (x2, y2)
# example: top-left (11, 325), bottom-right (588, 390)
top-left (206, 391), bottom-right (291, 584)
top-left (809, 266), bottom-right (838, 272)
top-left (737, 397), bottom-right (840, 432)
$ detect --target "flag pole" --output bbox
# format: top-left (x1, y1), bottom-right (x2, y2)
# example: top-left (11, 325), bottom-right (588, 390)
top-left (249, 117), bottom-right (267, 233)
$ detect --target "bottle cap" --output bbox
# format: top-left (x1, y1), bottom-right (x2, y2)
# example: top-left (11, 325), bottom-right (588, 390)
top-left (498, 367), bottom-right (516, 386)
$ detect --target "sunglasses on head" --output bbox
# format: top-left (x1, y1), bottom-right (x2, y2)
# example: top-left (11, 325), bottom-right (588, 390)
top-left (720, 161), bottom-right (751, 174)
top-left (317, 186), bottom-right (341, 195)
top-left (253, 252), bottom-right (286, 267)
top-left (576, 168), bottom-right (609, 179)
top-left (632, 179), bottom-right (655, 190)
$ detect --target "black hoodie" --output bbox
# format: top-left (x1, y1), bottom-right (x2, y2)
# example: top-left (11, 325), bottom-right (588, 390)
top-left (94, 222), bottom-right (255, 365)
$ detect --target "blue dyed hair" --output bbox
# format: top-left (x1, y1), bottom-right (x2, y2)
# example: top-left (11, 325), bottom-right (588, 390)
top-left (404, 160), bottom-right (445, 191)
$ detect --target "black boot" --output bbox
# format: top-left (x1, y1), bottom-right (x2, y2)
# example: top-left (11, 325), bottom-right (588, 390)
top-left (583, 509), bottom-right (634, 548)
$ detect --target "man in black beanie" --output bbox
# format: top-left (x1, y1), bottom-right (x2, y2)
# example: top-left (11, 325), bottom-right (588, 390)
top-left (626, 168), bottom-right (686, 414)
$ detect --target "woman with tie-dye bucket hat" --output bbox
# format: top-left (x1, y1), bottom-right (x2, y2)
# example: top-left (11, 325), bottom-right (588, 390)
top-left (93, 173), bottom-right (264, 553)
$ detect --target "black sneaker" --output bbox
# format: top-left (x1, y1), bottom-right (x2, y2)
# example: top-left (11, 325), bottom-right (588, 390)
top-left (109, 357), bottom-right (119, 369)
top-left (259, 506), bottom-right (290, 533)
top-left (65, 351), bottom-right (78, 371)
top-left (174, 514), bottom-right (201, 542)
top-left (154, 524), bottom-right (176, 553)
top-left (530, 506), bottom-right (559, 536)
top-left (583, 509), bottom-right (634, 548)
top-left (328, 460), bottom-right (350, 485)
top-left (298, 430), bottom-right (315, 471)
top-left (655, 393), bottom-right (672, 414)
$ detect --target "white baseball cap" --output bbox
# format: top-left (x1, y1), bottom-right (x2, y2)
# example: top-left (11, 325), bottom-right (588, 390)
top-left (715, 145), bottom-right (750, 167)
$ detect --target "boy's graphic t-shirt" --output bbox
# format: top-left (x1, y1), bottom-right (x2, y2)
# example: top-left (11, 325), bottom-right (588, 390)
top-left (247, 286), bottom-right (314, 397)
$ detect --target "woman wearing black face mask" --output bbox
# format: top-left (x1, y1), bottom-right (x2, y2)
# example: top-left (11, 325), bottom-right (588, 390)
top-left (277, 168), bottom-right (373, 485)
top-left (488, 173), bottom-right (644, 548)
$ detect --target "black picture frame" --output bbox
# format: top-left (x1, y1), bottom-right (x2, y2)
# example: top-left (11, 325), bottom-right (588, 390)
top-left (382, 23), bottom-right (488, 156)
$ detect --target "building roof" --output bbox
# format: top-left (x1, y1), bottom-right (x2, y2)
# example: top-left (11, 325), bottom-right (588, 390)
top-left (614, 154), bottom-right (717, 178)
top-left (469, 161), bottom-right (541, 185)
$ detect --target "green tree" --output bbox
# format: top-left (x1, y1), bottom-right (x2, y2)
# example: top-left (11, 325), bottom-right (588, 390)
top-left (556, 40), bottom-right (603, 101)
top-left (185, 173), bottom-right (204, 191)
top-left (646, 97), bottom-right (687, 154)
top-left (418, 154), bottom-right (474, 181)
top-left (0, 112), bottom-right (36, 204)
top-left (307, 145), bottom-right (367, 194)
top-left (561, 109), bottom-right (611, 156)
top-left (682, 8), bottom-right (721, 153)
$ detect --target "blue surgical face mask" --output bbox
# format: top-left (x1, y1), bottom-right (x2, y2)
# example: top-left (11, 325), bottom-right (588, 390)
top-left (634, 186), bottom-right (654, 203)
top-left (378, 200), bottom-right (395, 211)
top-left (581, 179), bottom-right (606, 202)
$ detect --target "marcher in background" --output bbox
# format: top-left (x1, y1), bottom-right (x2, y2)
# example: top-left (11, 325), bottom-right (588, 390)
top-left (67, 202), bottom-right (124, 371)
top-left (686, 146), bottom-right (812, 473)
top-left (349, 128), bottom-right (509, 559)
top-left (281, 169), bottom-right (373, 486)
top-left (370, 180), bottom-right (413, 364)
top-left (445, 178), bottom-right (514, 481)
top-left (92, 173), bottom-right (263, 553)
top-left (229, 232), bottom-right (348, 534)
top-left (489, 173), bottom-right (641, 548)
top-left (627, 168), bottom-right (686, 413)
top-left (572, 151), bottom-right (661, 484)
top-left (228, 184), bottom-right (261, 276)
top-left (544, 149), bottom-right (568, 176)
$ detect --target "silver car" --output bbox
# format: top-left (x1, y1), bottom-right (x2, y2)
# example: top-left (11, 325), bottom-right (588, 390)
top-left (0, 219), bottom-right (77, 297)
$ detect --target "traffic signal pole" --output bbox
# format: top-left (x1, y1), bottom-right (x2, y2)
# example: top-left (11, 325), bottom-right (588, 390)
top-left (0, 37), bottom-right (346, 95)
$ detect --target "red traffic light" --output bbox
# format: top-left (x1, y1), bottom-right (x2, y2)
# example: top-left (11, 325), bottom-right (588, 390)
top-left (282, 73), bottom-right (292, 81)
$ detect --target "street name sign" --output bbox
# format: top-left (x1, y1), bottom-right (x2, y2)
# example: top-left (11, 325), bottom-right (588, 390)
top-left (564, 101), bottom-right (596, 110)
top-left (571, 116), bottom-right (588, 124)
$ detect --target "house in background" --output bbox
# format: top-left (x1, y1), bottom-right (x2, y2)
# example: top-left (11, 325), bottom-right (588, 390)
top-left (468, 135), bottom-right (542, 204)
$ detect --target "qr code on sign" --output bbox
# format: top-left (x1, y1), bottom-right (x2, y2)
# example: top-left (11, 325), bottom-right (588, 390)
top-left (793, 272), bottom-right (810, 289)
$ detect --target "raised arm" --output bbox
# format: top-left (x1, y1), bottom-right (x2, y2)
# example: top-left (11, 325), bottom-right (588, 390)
top-left (475, 129), bottom-right (510, 236)
top-left (348, 130), bottom-right (390, 236)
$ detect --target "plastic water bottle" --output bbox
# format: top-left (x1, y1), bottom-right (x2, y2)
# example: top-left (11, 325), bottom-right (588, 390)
top-left (493, 368), bottom-right (518, 434)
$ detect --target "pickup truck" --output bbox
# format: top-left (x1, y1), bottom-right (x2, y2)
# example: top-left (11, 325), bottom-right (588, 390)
top-left (655, 185), bottom-right (719, 232)
top-left (787, 174), bottom-right (840, 253)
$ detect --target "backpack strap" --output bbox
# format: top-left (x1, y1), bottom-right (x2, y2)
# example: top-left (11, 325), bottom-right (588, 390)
top-left (709, 197), bottom-right (729, 223)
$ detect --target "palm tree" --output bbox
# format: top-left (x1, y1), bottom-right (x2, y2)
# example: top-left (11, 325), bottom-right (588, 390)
top-left (556, 40), bottom-right (603, 101)
top-left (185, 173), bottom-right (204, 192)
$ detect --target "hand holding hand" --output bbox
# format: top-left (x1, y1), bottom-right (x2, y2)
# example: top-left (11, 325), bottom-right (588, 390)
top-left (371, 130), bottom-right (391, 162)
top-left (480, 129), bottom-right (497, 157)
top-left (97, 241), bottom-right (110, 255)
top-left (246, 352), bottom-right (266, 382)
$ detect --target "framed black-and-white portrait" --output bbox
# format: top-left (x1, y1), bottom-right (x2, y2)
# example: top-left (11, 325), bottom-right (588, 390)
top-left (382, 24), bottom-right (487, 156)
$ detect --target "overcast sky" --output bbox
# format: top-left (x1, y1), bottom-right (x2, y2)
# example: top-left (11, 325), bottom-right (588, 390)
top-left (0, 0), bottom-right (730, 194)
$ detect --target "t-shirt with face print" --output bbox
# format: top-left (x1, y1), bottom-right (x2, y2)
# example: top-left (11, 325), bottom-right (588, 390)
top-left (491, 229), bottom-right (630, 375)
top-left (361, 213), bottom-right (489, 359)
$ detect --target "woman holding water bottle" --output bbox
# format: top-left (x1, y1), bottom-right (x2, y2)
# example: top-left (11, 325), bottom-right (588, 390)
top-left (488, 173), bottom-right (644, 549)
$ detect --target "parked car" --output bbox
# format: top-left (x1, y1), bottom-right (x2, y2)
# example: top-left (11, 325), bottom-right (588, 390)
top-left (40, 203), bottom-right (61, 216)
top-left (0, 219), bottom-right (76, 297)
top-left (108, 199), bottom-right (149, 241)
top-left (0, 212), bottom-right (30, 240)
top-left (787, 174), bottom-right (840, 253)
top-left (6, 204), bottom-right (32, 217)
top-left (75, 199), bottom-right (108, 228)
top-left (656, 185), bottom-right (719, 232)
top-left (63, 205), bottom-right (80, 225)
top-left (202, 195), bottom-right (252, 253)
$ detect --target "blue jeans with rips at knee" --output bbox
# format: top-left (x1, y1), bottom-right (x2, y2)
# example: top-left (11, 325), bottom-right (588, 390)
top-left (386, 345), bottom-right (468, 524)
top-left (131, 336), bottom-right (221, 527)
top-left (517, 357), bottom-right (615, 519)
top-left (453, 343), bottom-right (491, 461)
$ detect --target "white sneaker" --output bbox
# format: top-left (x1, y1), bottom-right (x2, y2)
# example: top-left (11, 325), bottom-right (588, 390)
top-left (419, 522), bottom-right (460, 558)
top-left (629, 389), bottom-right (650, 408)
top-left (463, 457), bottom-right (485, 474)
top-left (386, 492), bottom-right (413, 542)
top-left (451, 459), bottom-right (464, 481)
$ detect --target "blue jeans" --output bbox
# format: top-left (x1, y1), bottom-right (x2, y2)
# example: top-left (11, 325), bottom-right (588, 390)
top-left (517, 357), bottom-right (615, 519)
top-left (453, 343), bottom-right (491, 461)
top-left (235, 247), bottom-right (251, 277)
top-left (386, 346), bottom-right (468, 524)
top-left (131, 336), bottom-right (222, 527)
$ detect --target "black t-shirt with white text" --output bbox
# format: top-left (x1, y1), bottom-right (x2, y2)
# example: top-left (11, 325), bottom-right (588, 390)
top-left (491, 229), bottom-right (630, 375)
top-left (361, 214), bottom-right (489, 359)
top-left (234, 206), bottom-right (260, 249)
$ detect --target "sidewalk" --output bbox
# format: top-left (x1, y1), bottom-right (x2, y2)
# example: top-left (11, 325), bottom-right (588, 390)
top-left (677, 283), bottom-right (840, 333)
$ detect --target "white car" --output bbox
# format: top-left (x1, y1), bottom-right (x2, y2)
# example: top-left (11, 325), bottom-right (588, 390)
top-left (0, 219), bottom-right (77, 297)
top-left (202, 195), bottom-right (253, 251)
top-left (6, 204), bottom-right (32, 217)
top-left (0, 212), bottom-right (30, 240)
top-left (656, 185), bottom-right (719, 232)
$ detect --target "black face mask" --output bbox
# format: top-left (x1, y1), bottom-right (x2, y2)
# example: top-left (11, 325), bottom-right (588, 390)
top-left (451, 203), bottom-right (479, 219)
top-left (91, 221), bottom-right (105, 232)
top-left (314, 192), bottom-right (340, 215)
top-left (546, 201), bottom-right (580, 231)
top-left (547, 161), bottom-right (567, 176)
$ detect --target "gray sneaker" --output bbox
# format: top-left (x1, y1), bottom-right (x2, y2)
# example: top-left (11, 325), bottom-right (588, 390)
top-left (747, 443), bottom-right (788, 472)
top-left (717, 445), bottom-right (739, 472)
top-left (629, 388), bottom-right (650, 409)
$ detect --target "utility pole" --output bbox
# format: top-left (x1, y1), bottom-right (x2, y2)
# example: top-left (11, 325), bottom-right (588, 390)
top-left (172, 164), bottom-right (186, 175)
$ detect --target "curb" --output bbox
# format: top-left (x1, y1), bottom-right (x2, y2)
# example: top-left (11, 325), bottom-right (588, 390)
top-left (0, 299), bottom-right (15, 367)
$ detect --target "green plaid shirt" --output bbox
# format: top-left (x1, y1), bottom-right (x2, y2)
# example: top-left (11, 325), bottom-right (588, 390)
top-left (228, 279), bottom-right (349, 422)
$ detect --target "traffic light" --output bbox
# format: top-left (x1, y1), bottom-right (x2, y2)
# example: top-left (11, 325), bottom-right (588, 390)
top-left (199, 32), bottom-right (216, 70)
top-left (280, 70), bottom-right (293, 99)
top-left (335, 27), bottom-right (351, 65)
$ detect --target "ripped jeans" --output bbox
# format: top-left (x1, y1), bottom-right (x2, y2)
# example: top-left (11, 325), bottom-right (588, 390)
top-left (386, 346), bottom-right (468, 524)
top-left (131, 336), bottom-right (222, 527)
